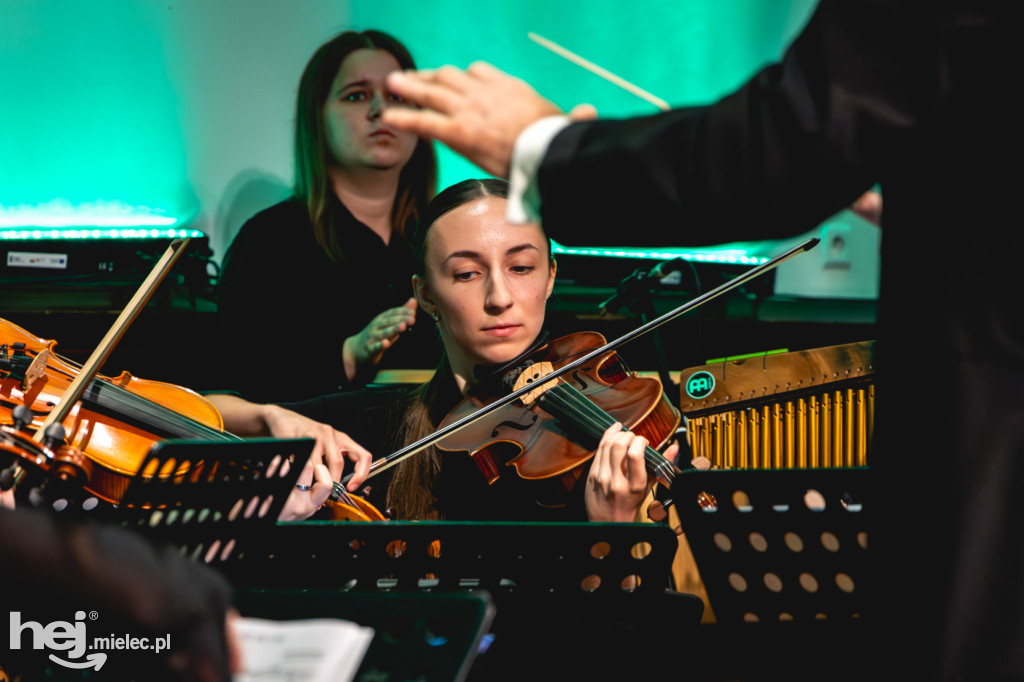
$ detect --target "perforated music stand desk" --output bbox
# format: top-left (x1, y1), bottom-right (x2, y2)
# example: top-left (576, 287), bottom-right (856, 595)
top-left (219, 521), bottom-right (703, 681)
top-left (674, 467), bottom-right (870, 680)
top-left (99, 438), bottom-right (702, 680)
top-left (103, 437), bottom-right (312, 551)
top-left (99, 438), bottom-right (706, 680)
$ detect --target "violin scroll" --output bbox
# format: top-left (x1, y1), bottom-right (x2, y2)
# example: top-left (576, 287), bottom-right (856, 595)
top-left (1, 406), bottom-right (95, 508)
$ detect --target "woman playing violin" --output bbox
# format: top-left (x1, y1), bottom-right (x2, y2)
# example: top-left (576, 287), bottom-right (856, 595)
top-left (214, 178), bottom-right (678, 522)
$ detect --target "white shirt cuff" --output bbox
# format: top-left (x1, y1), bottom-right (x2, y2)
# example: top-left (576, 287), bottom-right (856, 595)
top-left (506, 115), bottom-right (572, 224)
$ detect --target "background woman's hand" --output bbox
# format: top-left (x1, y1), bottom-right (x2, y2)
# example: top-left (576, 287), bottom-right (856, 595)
top-left (343, 297), bottom-right (419, 381)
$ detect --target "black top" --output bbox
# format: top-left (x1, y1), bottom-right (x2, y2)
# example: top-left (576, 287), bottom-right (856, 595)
top-left (215, 197), bottom-right (438, 403)
top-left (535, 1), bottom-right (1023, 679)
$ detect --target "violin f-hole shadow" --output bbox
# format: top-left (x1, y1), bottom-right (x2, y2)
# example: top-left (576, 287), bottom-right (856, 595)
top-left (568, 367), bottom-right (591, 391)
top-left (490, 413), bottom-right (538, 438)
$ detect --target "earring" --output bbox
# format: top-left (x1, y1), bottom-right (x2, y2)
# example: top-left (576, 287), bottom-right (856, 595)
top-left (431, 311), bottom-right (440, 324)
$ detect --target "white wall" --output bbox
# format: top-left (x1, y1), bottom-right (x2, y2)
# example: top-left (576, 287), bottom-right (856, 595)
top-left (159, 1), bottom-right (357, 263)
top-left (0, 0), bottom-right (359, 265)
top-left (2, 0), bottom-right (824, 271)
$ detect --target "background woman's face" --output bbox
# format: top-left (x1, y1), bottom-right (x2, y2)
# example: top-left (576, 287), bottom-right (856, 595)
top-left (418, 196), bottom-right (555, 377)
top-left (322, 48), bottom-right (418, 173)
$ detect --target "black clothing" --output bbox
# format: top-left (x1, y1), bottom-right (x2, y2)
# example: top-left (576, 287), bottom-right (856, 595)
top-left (0, 507), bottom-right (232, 681)
top-left (216, 197), bottom-right (438, 403)
top-left (536, 1), bottom-right (1022, 680)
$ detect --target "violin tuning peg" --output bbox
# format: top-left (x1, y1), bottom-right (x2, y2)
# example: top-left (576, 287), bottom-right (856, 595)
top-left (0, 465), bottom-right (20, 491)
top-left (42, 423), bottom-right (66, 449)
top-left (12, 405), bottom-right (34, 430)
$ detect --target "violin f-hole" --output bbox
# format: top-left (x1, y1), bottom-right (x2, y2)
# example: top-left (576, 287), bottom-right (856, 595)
top-left (490, 413), bottom-right (538, 438)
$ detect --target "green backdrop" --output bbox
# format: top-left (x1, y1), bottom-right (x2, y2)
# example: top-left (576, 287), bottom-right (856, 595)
top-left (0, 1), bottom-right (817, 234)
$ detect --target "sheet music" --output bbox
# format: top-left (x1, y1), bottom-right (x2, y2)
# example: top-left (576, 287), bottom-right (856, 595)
top-left (233, 617), bottom-right (374, 682)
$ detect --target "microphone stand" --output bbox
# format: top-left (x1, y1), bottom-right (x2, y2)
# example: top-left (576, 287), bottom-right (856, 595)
top-left (599, 268), bottom-right (677, 406)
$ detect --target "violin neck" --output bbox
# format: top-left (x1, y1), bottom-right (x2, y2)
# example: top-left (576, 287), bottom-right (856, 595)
top-left (83, 378), bottom-right (238, 442)
top-left (537, 384), bottom-right (678, 488)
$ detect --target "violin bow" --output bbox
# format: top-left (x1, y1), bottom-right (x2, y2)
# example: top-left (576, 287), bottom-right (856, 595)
top-left (346, 237), bottom-right (820, 485)
top-left (31, 238), bottom-right (192, 445)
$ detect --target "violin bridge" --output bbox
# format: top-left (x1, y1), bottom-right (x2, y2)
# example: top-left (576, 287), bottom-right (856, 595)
top-left (23, 349), bottom-right (52, 402)
top-left (512, 361), bottom-right (555, 407)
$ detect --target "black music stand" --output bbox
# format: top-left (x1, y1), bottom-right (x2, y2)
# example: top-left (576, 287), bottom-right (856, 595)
top-left (6, 438), bottom-right (314, 682)
top-left (99, 439), bottom-right (706, 680)
top-left (101, 437), bottom-right (314, 558)
top-left (213, 521), bottom-right (704, 681)
top-left (673, 467), bottom-right (870, 680)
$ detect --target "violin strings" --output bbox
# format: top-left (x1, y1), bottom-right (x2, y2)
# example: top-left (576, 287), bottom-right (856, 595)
top-left (16, 348), bottom-right (235, 442)
top-left (540, 383), bottom-right (677, 485)
top-left (331, 481), bottom-right (356, 505)
top-left (546, 385), bottom-right (677, 484)
top-left (83, 378), bottom-right (238, 442)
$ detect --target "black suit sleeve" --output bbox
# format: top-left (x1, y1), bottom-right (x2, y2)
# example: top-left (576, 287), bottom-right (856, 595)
top-left (537, 0), bottom-right (935, 245)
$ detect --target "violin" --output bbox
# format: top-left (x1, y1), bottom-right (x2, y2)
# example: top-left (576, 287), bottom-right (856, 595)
top-left (0, 402), bottom-right (95, 504)
top-left (0, 236), bottom-right (381, 520)
top-left (0, 315), bottom-right (387, 521)
top-left (435, 331), bottom-right (684, 508)
top-left (325, 480), bottom-right (386, 521)
top-left (0, 317), bottom-right (231, 502)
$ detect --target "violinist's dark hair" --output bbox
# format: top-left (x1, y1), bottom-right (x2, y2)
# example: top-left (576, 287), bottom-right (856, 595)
top-left (293, 29), bottom-right (437, 263)
top-left (384, 361), bottom-right (458, 520)
top-left (387, 178), bottom-right (552, 520)
top-left (411, 177), bottom-right (552, 274)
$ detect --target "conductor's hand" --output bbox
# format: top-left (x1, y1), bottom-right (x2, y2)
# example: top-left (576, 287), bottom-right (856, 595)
top-left (343, 297), bottom-right (418, 381)
top-left (585, 422), bottom-right (678, 523)
top-left (384, 62), bottom-right (565, 178)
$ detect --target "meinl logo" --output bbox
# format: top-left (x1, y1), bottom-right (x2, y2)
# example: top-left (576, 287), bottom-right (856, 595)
top-left (685, 371), bottom-right (715, 399)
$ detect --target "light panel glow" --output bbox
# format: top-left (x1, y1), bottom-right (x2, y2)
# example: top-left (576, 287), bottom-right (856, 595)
top-left (551, 241), bottom-right (769, 265)
top-left (0, 228), bottom-right (203, 241)
top-left (0, 199), bottom-right (184, 230)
